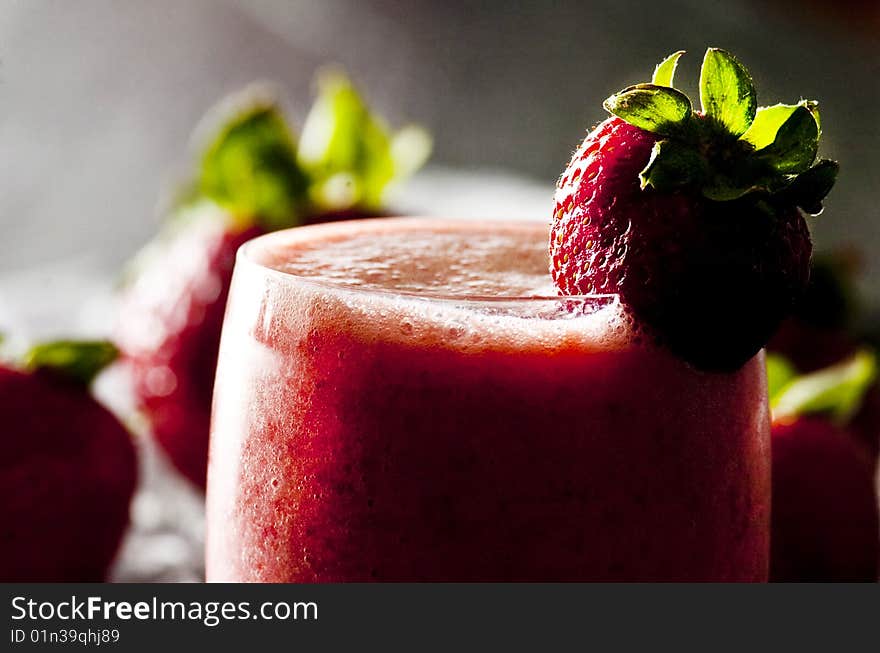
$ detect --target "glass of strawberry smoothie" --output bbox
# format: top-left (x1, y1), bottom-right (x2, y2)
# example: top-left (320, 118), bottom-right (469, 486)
top-left (206, 218), bottom-right (770, 581)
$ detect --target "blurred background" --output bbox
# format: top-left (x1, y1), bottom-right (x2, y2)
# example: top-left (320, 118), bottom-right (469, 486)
top-left (0, 0), bottom-right (878, 581)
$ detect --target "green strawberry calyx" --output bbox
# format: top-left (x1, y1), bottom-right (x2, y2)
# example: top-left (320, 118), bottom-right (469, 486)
top-left (198, 87), bottom-right (309, 231)
top-left (194, 71), bottom-right (432, 231)
top-left (23, 340), bottom-right (119, 386)
top-left (768, 350), bottom-right (877, 424)
top-left (297, 69), bottom-right (432, 213)
top-left (603, 48), bottom-right (838, 215)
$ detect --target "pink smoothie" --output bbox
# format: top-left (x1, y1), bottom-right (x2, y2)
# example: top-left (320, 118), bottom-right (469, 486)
top-left (206, 218), bottom-right (770, 581)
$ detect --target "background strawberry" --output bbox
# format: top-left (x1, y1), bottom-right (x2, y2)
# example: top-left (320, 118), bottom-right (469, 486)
top-left (116, 211), bottom-right (262, 487)
top-left (116, 72), bottom-right (430, 489)
top-left (768, 250), bottom-right (880, 462)
top-left (767, 351), bottom-right (879, 581)
top-left (0, 341), bottom-right (137, 581)
top-left (551, 49), bottom-right (837, 371)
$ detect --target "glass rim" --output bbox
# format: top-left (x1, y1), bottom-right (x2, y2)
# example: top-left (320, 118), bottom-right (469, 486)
top-left (236, 216), bottom-right (618, 306)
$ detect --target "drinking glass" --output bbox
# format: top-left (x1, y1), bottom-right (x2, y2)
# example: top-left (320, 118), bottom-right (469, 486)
top-left (206, 218), bottom-right (770, 581)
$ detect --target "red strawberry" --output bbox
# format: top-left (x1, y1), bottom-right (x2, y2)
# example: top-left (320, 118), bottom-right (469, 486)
top-left (117, 74), bottom-right (430, 488)
top-left (768, 251), bottom-right (880, 462)
top-left (0, 341), bottom-right (137, 581)
top-left (117, 210), bottom-right (262, 487)
top-left (551, 49), bottom-right (836, 370)
top-left (771, 419), bottom-right (878, 581)
top-left (768, 351), bottom-right (879, 581)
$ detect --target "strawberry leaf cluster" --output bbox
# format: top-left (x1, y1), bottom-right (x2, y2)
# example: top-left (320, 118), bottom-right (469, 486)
top-left (604, 48), bottom-right (837, 214)
top-left (197, 71), bottom-right (431, 229)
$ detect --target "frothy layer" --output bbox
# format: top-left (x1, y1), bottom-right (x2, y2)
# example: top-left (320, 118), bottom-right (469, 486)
top-left (257, 219), bottom-right (555, 297)
top-left (242, 219), bottom-right (632, 353)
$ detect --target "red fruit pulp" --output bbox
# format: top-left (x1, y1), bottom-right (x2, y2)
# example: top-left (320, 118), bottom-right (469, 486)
top-left (206, 218), bottom-right (771, 581)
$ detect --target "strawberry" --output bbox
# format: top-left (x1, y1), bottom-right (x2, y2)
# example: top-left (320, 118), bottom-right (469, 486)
top-left (769, 250), bottom-right (862, 373)
top-left (116, 73), bottom-right (430, 488)
top-left (767, 351), bottom-right (879, 581)
top-left (0, 341), bottom-right (137, 581)
top-left (768, 251), bottom-right (880, 462)
top-left (551, 49), bottom-right (837, 370)
top-left (116, 210), bottom-right (262, 487)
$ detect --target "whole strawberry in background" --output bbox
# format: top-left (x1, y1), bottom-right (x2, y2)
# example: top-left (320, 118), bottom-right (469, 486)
top-left (768, 251), bottom-right (880, 462)
top-left (767, 351), bottom-right (879, 581)
top-left (551, 48), bottom-right (837, 371)
top-left (0, 341), bottom-right (137, 581)
top-left (116, 72), bottom-right (431, 489)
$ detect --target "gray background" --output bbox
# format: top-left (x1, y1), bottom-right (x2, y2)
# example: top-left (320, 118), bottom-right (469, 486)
top-left (0, 0), bottom-right (878, 299)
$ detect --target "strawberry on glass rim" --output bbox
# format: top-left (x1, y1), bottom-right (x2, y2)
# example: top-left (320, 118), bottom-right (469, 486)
top-left (551, 48), bottom-right (838, 371)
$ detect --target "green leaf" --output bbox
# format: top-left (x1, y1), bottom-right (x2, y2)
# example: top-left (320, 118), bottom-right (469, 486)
top-left (766, 353), bottom-right (798, 400)
top-left (741, 104), bottom-right (800, 150)
top-left (781, 158), bottom-right (839, 215)
top-left (24, 340), bottom-right (119, 386)
top-left (699, 48), bottom-right (757, 137)
top-left (701, 169), bottom-right (776, 201)
top-left (639, 139), bottom-right (708, 191)
top-left (651, 51), bottom-right (685, 87)
top-left (390, 125), bottom-right (433, 179)
top-left (200, 93), bottom-right (309, 229)
top-left (754, 105), bottom-right (819, 174)
top-left (700, 152), bottom-right (785, 201)
top-left (598, 47), bottom-right (835, 211)
top-left (741, 100), bottom-right (820, 151)
top-left (802, 100), bottom-right (820, 133)
top-left (772, 350), bottom-right (877, 423)
top-left (298, 71), bottom-right (389, 210)
top-left (298, 70), bottom-right (430, 211)
top-left (603, 84), bottom-right (692, 136)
